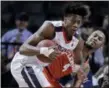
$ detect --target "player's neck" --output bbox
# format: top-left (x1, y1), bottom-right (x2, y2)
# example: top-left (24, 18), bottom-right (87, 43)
top-left (62, 22), bottom-right (72, 41)
top-left (63, 28), bottom-right (72, 41)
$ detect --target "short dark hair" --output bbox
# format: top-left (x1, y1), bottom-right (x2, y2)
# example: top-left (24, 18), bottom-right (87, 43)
top-left (64, 3), bottom-right (89, 18)
top-left (16, 12), bottom-right (29, 21)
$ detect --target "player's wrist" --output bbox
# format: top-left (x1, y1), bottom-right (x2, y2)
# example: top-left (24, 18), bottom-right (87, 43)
top-left (77, 80), bottom-right (83, 83)
top-left (74, 80), bottom-right (82, 88)
top-left (40, 47), bottom-right (54, 57)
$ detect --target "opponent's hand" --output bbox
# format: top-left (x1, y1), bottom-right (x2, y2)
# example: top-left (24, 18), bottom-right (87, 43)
top-left (77, 60), bottom-right (90, 82)
top-left (82, 60), bottom-right (90, 75)
top-left (77, 69), bottom-right (86, 82)
top-left (74, 69), bottom-right (86, 87)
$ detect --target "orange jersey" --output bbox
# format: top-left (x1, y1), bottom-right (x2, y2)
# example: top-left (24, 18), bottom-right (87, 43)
top-left (45, 52), bottom-right (75, 80)
top-left (43, 53), bottom-right (89, 88)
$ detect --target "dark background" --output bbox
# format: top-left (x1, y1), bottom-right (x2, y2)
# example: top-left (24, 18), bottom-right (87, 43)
top-left (1, 1), bottom-right (109, 34)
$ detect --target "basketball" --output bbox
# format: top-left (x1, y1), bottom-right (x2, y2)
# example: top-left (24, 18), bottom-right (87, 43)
top-left (37, 40), bottom-right (56, 48)
top-left (36, 40), bottom-right (56, 63)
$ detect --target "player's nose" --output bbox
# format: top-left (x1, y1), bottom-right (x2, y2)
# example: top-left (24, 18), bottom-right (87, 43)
top-left (73, 22), bottom-right (78, 28)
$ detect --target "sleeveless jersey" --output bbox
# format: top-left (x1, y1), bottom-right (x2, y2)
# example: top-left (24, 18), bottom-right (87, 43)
top-left (20, 21), bottom-right (79, 68)
top-left (43, 21), bottom-right (80, 79)
top-left (51, 21), bottom-right (79, 51)
top-left (46, 53), bottom-right (75, 80)
top-left (35, 21), bottom-right (80, 67)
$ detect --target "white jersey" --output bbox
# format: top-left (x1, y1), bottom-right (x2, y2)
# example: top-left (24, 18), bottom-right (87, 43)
top-left (13, 21), bottom-right (79, 67)
top-left (35, 21), bottom-right (79, 66)
top-left (51, 21), bottom-right (79, 51)
top-left (11, 21), bottom-right (80, 87)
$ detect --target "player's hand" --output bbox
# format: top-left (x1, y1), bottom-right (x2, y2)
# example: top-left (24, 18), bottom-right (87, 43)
top-left (82, 59), bottom-right (90, 75)
top-left (48, 46), bottom-right (61, 60)
top-left (74, 69), bottom-right (86, 88)
top-left (77, 69), bottom-right (86, 82)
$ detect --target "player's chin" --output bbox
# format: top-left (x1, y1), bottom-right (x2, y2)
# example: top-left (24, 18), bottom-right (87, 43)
top-left (72, 30), bottom-right (76, 35)
top-left (69, 32), bottom-right (75, 38)
top-left (85, 42), bottom-right (93, 50)
top-left (92, 46), bottom-right (100, 50)
top-left (90, 43), bottom-right (98, 49)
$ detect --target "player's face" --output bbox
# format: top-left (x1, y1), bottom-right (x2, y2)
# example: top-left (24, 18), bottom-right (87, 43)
top-left (16, 20), bottom-right (28, 29)
top-left (86, 30), bottom-right (105, 49)
top-left (64, 14), bottom-right (82, 37)
top-left (81, 27), bottom-right (94, 41)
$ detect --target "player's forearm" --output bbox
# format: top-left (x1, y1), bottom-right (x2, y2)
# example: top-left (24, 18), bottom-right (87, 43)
top-left (74, 80), bottom-right (82, 88)
top-left (19, 44), bottom-right (40, 56)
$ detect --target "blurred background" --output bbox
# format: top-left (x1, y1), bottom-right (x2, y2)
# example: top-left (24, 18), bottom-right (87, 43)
top-left (1, 1), bottom-right (109, 88)
top-left (1, 1), bottom-right (109, 34)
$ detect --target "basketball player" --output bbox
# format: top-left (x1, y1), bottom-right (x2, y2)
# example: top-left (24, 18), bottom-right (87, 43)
top-left (60, 29), bottom-right (108, 87)
top-left (41, 29), bottom-right (108, 88)
top-left (11, 3), bottom-right (89, 88)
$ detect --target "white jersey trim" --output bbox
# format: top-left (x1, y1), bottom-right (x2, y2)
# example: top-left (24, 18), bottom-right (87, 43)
top-left (50, 21), bottom-right (63, 27)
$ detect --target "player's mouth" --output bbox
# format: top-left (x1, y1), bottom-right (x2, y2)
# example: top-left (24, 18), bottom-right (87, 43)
top-left (72, 29), bottom-right (76, 32)
top-left (72, 25), bottom-right (77, 29)
top-left (72, 28), bottom-right (77, 32)
top-left (91, 40), bottom-right (96, 46)
top-left (73, 26), bottom-right (77, 29)
top-left (93, 41), bottom-right (96, 45)
top-left (71, 30), bottom-right (76, 35)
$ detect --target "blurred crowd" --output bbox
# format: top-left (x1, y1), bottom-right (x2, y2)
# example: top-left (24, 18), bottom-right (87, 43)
top-left (1, 1), bottom-right (109, 88)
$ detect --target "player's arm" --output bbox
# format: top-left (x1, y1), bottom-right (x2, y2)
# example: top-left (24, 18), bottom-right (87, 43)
top-left (19, 21), bottom-right (55, 56)
top-left (73, 39), bottom-right (84, 65)
top-left (74, 80), bottom-right (83, 88)
top-left (73, 69), bottom-right (85, 88)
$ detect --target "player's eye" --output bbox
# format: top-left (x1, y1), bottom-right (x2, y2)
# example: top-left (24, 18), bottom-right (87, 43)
top-left (98, 37), bottom-right (102, 41)
top-left (94, 34), bottom-right (97, 37)
top-left (77, 20), bottom-right (81, 25)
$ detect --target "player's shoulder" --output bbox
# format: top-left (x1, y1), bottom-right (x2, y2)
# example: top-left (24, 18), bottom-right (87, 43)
top-left (50, 20), bottom-right (63, 32)
top-left (50, 20), bottom-right (63, 27)
top-left (43, 20), bottom-right (63, 32)
top-left (44, 20), bottom-right (63, 27)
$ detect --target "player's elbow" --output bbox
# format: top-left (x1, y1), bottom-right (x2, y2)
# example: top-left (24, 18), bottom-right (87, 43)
top-left (19, 44), bottom-right (27, 54)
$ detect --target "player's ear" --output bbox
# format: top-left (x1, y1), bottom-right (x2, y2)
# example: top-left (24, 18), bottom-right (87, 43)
top-left (100, 38), bottom-right (105, 47)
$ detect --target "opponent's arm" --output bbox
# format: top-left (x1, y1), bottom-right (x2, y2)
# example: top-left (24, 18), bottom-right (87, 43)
top-left (73, 39), bottom-right (84, 64)
top-left (74, 69), bottom-right (85, 88)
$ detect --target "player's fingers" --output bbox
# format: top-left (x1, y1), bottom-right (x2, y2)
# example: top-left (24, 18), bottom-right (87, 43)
top-left (79, 68), bottom-right (84, 73)
top-left (51, 53), bottom-right (60, 60)
top-left (49, 53), bottom-right (57, 60)
top-left (49, 50), bottom-right (61, 60)
top-left (52, 53), bottom-right (59, 58)
top-left (49, 45), bottom-right (58, 50)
